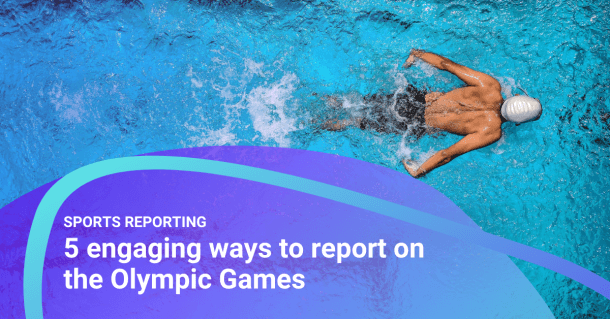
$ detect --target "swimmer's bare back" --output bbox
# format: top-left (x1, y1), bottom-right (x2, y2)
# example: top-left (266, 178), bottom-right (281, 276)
top-left (402, 49), bottom-right (504, 178)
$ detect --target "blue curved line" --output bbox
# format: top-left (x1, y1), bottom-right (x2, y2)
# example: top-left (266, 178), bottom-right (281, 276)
top-left (24, 156), bottom-right (610, 318)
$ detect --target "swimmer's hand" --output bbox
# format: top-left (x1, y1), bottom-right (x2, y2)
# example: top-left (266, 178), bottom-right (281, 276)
top-left (402, 55), bottom-right (416, 69)
top-left (402, 49), bottom-right (424, 68)
top-left (402, 159), bottom-right (420, 178)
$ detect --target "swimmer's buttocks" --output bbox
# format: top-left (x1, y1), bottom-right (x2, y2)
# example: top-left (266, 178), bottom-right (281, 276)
top-left (360, 85), bottom-right (428, 138)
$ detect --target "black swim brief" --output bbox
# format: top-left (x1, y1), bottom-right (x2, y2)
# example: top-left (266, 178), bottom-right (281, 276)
top-left (359, 85), bottom-right (429, 138)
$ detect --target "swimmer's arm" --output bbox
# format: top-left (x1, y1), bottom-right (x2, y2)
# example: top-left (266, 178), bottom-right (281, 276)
top-left (402, 130), bottom-right (501, 178)
top-left (405, 50), bottom-right (499, 88)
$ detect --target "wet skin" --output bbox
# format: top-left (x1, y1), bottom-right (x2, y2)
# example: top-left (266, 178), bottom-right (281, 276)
top-left (401, 50), bottom-right (505, 178)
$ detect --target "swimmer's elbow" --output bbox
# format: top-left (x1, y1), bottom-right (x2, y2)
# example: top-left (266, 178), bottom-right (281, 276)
top-left (485, 130), bottom-right (503, 143)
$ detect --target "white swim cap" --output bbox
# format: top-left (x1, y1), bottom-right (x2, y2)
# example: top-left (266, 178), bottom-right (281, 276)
top-left (501, 95), bottom-right (542, 123)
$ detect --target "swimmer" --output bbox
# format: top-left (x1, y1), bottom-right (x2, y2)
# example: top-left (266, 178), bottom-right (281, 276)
top-left (324, 49), bottom-right (543, 178)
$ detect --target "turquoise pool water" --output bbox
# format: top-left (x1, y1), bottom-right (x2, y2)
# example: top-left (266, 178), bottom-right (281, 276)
top-left (1, 0), bottom-right (609, 316)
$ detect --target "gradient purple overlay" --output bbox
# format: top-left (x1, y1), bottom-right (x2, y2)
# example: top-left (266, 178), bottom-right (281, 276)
top-left (2, 146), bottom-right (553, 318)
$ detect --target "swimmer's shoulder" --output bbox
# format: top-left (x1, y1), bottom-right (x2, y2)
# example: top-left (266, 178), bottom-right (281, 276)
top-left (481, 82), bottom-right (504, 105)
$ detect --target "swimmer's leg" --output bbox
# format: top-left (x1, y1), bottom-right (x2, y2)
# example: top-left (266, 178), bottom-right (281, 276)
top-left (313, 93), bottom-right (342, 109)
top-left (322, 118), bottom-right (362, 131)
top-left (315, 94), bottom-right (363, 131)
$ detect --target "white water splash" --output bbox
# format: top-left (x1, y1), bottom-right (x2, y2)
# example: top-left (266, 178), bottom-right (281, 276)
top-left (496, 76), bottom-right (517, 98)
top-left (244, 58), bottom-right (266, 77)
top-left (185, 56), bottom-right (302, 148)
top-left (397, 133), bottom-right (438, 166)
top-left (396, 142), bottom-right (416, 160)
top-left (340, 92), bottom-right (367, 110)
top-left (391, 67), bottom-right (409, 88)
top-left (246, 72), bottom-right (299, 147)
top-left (491, 131), bottom-right (507, 155)
top-left (187, 125), bottom-right (237, 147)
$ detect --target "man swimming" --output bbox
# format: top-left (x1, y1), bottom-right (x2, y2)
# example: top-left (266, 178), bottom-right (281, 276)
top-left (324, 49), bottom-right (542, 178)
